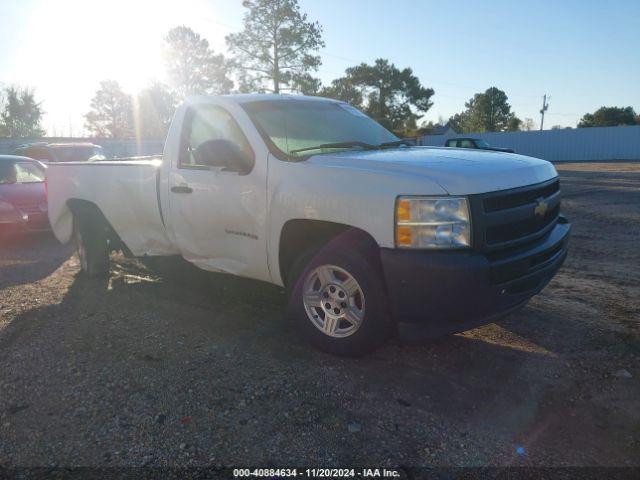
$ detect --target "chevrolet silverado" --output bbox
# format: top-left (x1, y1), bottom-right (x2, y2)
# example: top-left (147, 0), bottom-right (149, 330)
top-left (47, 95), bottom-right (570, 356)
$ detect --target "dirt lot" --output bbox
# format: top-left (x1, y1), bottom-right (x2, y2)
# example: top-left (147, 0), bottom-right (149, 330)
top-left (0, 162), bottom-right (638, 469)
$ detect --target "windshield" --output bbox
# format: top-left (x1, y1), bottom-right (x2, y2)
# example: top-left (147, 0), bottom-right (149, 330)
top-left (52, 145), bottom-right (105, 162)
top-left (242, 100), bottom-right (398, 158)
top-left (475, 139), bottom-right (490, 149)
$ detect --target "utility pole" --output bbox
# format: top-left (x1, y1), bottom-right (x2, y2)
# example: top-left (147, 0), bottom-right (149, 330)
top-left (539, 94), bottom-right (549, 130)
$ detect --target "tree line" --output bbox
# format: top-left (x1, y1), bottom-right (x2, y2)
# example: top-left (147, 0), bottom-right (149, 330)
top-left (0, 87), bottom-right (45, 138)
top-left (1, 0), bottom-right (638, 139)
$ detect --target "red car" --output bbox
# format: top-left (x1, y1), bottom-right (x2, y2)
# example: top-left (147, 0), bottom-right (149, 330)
top-left (0, 155), bottom-right (49, 239)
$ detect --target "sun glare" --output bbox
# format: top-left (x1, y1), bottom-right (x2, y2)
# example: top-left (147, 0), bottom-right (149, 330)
top-left (19, 0), bottom-right (174, 91)
top-left (8, 0), bottom-right (218, 134)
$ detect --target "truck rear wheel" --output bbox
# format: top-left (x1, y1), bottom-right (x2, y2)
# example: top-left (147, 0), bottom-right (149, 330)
top-left (73, 215), bottom-right (110, 277)
top-left (287, 241), bottom-right (392, 357)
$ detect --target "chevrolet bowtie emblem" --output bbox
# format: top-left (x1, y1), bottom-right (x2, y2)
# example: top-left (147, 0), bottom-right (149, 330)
top-left (534, 197), bottom-right (548, 217)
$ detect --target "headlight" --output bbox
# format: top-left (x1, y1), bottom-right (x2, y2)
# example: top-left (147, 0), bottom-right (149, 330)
top-left (395, 196), bottom-right (471, 249)
top-left (0, 201), bottom-right (16, 213)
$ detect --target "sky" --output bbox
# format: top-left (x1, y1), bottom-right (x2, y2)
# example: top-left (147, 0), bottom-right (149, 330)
top-left (0, 0), bottom-right (638, 136)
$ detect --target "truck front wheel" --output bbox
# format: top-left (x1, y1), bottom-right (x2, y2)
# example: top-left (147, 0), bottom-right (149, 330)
top-left (73, 215), bottom-right (110, 277)
top-left (287, 242), bottom-right (392, 356)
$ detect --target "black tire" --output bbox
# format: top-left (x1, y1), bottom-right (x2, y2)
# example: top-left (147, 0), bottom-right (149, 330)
top-left (286, 235), bottom-right (392, 357)
top-left (73, 214), bottom-right (110, 277)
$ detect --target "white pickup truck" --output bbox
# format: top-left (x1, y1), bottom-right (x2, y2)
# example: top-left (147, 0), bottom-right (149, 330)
top-left (47, 95), bottom-right (570, 356)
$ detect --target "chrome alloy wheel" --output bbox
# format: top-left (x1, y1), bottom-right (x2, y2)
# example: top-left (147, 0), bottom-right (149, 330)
top-left (302, 264), bottom-right (365, 338)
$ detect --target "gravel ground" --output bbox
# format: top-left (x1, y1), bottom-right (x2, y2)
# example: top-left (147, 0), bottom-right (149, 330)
top-left (0, 162), bottom-right (638, 468)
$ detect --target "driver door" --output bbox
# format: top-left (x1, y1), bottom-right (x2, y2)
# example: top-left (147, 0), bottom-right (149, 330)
top-left (167, 103), bottom-right (269, 281)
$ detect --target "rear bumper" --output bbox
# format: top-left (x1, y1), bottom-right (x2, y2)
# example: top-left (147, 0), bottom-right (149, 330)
top-left (0, 208), bottom-right (50, 235)
top-left (380, 217), bottom-right (570, 338)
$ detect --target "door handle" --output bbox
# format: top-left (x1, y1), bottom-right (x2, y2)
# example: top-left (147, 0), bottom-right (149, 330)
top-left (171, 185), bottom-right (193, 194)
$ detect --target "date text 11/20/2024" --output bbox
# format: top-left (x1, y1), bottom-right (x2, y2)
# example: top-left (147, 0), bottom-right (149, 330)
top-left (233, 468), bottom-right (401, 478)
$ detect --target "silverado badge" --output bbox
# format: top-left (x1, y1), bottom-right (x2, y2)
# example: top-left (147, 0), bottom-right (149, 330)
top-left (534, 197), bottom-right (548, 217)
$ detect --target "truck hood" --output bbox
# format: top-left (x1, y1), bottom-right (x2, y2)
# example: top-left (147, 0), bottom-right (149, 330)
top-left (305, 147), bottom-right (557, 195)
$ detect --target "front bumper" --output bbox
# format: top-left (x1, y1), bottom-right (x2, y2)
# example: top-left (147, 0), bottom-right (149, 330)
top-left (380, 217), bottom-right (570, 338)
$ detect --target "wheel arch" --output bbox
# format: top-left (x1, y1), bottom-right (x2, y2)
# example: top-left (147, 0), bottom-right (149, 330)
top-left (66, 199), bottom-right (131, 255)
top-left (278, 219), bottom-right (383, 289)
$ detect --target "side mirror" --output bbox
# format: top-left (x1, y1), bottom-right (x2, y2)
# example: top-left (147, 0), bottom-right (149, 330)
top-left (193, 139), bottom-right (251, 174)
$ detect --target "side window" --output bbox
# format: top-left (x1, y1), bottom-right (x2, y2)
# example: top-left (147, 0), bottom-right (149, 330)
top-left (446, 139), bottom-right (457, 147)
top-left (179, 105), bottom-right (254, 173)
top-left (459, 139), bottom-right (474, 148)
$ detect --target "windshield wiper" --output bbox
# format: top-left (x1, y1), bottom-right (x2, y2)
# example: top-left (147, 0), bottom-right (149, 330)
top-left (289, 139), bottom-right (412, 155)
top-left (289, 141), bottom-right (378, 155)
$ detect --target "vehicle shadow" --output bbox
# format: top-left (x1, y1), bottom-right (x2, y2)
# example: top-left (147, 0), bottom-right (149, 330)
top-left (5, 252), bottom-right (565, 394)
top-left (0, 254), bottom-right (631, 466)
top-left (0, 233), bottom-right (72, 290)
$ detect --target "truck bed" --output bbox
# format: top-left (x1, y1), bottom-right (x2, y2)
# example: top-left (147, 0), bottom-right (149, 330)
top-left (46, 156), bottom-right (178, 256)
